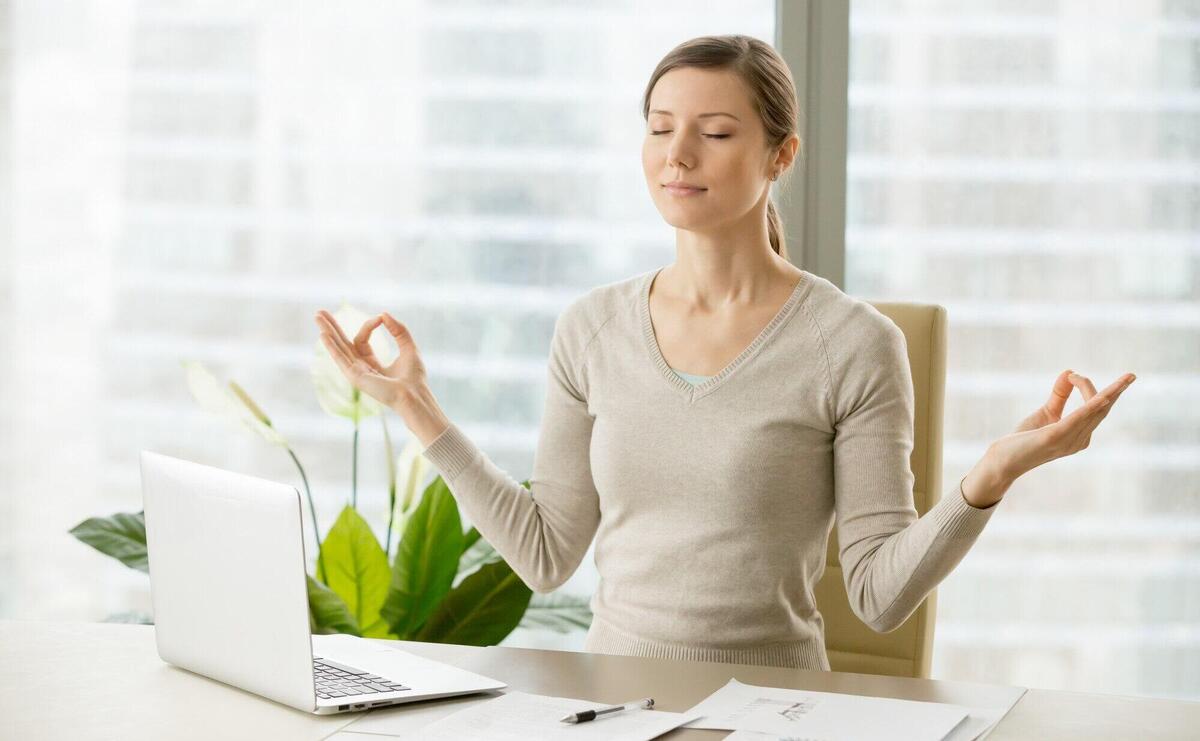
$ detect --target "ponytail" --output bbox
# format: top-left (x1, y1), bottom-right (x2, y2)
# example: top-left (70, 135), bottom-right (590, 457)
top-left (766, 198), bottom-right (788, 261)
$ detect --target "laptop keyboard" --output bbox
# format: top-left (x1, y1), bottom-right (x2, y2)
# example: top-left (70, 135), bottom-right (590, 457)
top-left (313, 656), bottom-right (411, 699)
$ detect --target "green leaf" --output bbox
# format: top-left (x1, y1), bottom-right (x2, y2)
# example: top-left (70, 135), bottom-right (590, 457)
top-left (380, 477), bottom-right (464, 638)
top-left (321, 505), bottom-right (394, 638)
top-left (453, 533), bottom-right (501, 589)
top-left (307, 574), bottom-right (362, 636)
top-left (461, 526), bottom-right (482, 553)
top-left (445, 480), bottom-right (525, 586)
top-left (414, 560), bottom-right (532, 646)
top-left (69, 511), bottom-right (148, 573)
top-left (517, 592), bottom-right (594, 634)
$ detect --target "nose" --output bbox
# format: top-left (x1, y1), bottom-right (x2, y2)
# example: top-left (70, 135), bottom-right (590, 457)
top-left (665, 134), bottom-right (693, 171)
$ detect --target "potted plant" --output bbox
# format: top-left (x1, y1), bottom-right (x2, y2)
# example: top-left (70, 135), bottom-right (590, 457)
top-left (70, 304), bottom-right (592, 646)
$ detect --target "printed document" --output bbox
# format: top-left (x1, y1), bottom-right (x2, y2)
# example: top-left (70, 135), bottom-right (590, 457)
top-left (682, 678), bottom-right (974, 740)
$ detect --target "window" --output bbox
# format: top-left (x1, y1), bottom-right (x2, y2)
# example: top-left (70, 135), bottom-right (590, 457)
top-left (846, 0), bottom-right (1199, 700)
top-left (0, 0), bottom-right (775, 647)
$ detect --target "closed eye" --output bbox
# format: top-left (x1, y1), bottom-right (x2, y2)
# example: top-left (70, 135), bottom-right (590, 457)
top-left (649, 131), bottom-right (730, 139)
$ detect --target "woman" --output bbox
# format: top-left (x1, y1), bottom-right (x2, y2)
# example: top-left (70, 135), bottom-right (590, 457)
top-left (314, 35), bottom-right (1135, 670)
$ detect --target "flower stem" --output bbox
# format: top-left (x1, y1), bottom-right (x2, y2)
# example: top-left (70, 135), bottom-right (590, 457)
top-left (351, 423), bottom-right (359, 510)
top-left (382, 415), bottom-right (397, 556)
top-left (351, 389), bottom-right (360, 510)
top-left (286, 446), bottom-right (326, 584)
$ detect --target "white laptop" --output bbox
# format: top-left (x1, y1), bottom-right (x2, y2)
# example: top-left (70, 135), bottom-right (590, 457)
top-left (139, 450), bottom-right (508, 715)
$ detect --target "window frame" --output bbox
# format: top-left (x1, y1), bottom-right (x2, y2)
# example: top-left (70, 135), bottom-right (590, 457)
top-left (776, 0), bottom-right (850, 289)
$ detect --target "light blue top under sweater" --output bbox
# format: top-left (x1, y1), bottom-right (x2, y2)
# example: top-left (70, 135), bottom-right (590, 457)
top-left (671, 367), bottom-right (713, 385)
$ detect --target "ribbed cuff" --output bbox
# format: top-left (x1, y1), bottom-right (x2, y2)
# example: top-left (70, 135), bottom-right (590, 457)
top-left (419, 423), bottom-right (481, 483)
top-left (929, 475), bottom-right (1000, 539)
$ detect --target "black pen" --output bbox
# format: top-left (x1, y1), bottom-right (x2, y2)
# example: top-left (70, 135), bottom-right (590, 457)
top-left (559, 696), bottom-right (655, 723)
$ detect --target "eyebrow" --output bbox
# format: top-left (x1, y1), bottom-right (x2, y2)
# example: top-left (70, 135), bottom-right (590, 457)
top-left (649, 109), bottom-right (741, 122)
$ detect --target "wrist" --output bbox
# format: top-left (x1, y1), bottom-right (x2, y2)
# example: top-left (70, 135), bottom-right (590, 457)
top-left (393, 384), bottom-right (451, 449)
top-left (961, 450), bottom-right (1015, 509)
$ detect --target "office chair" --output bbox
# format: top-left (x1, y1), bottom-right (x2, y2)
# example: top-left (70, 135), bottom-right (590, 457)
top-left (815, 301), bottom-right (949, 679)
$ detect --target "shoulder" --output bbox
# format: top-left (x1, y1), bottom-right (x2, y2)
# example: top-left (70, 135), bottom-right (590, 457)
top-left (554, 269), bottom-right (648, 352)
top-left (801, 271), bottom-right (905, 352)
top-left (798, 274), bottom-right (914, 422)
top-left (800, 273), bottom-right (909, 419)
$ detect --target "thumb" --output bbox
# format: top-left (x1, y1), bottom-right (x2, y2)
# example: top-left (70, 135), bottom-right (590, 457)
top-left (1043, 369), bottom-right (1074, 420)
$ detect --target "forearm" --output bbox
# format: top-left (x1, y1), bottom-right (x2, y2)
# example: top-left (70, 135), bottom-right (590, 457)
top-left (960, 447), bottom-right (1016, 509)
top-left (394, 383), bottom-right (452, 449)
top-left (392, 381), bottom-right (602, 595)
top-left (841, 470), bottom-right (1003, 633)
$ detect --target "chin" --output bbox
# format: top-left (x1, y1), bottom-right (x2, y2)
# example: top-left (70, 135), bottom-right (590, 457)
top-left (660, 215), bottom-right (712, 232)
top-left (658, 200), bottom-right (716, 225)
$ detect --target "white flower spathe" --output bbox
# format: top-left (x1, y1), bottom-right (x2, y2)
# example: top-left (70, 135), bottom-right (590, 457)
top-left (182, 360), bottom-right (288, 447)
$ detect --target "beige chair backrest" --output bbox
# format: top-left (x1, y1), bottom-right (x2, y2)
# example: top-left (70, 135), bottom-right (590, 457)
top-left (816, 301), bottom-right (948, 679)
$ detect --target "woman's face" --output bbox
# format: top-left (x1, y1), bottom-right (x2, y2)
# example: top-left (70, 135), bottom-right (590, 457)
top-left (642, 66), bottom-right (777, 233)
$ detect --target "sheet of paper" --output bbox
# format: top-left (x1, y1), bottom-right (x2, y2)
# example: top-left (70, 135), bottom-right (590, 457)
top-left (682, 678), bottom-right (971, 741)
top-left (723, 697), bottom-right (1025, 741)
top-left (410, 690), bottom-right (700, 741)
top-left (335, 691), bottom-right (505, 736)
top-left (942, 683), bottom-right (1027, 741)
top-left (726, 696), bottom-right (1014, 741)
top-left (938, 701), bottom-right (1022, 741)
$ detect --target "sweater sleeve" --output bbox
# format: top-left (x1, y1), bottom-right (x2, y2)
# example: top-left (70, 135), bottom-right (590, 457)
top-left (417, 305), bottom-right (602, 594)
top-left (833, 315), bottom-right (999, 633)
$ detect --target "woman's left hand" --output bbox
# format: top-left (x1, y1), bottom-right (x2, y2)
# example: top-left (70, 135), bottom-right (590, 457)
top-left (987, 369), bottom-right (1136, 484)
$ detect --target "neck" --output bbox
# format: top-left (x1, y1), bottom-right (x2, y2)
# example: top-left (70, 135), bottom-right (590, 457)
top-left (658, 248), bottom-right (798, 312)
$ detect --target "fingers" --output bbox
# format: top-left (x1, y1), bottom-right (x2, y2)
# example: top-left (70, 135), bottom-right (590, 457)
top-left (352, 315), bottom-right (386, 372)
top-left (319, 327), bottom-right (361, 380)
top-left (1061, 373), bottom-right (1136, 451)
top-left (380, 312), bottom-right (413, 345)
top-left (1088, 374), bottom-right (1136, 419)
top-left (320, 329), bottom-right (397, 404)
top-left (1061, 376), bottom-right (1121, 423)
top-left (1067, 371), bottom-right (1099, 402)
top-left (1087, 373), bottom-right (1136, 407)
top-left (314, 311), bottom-right (373, 377)
top-left (1062, 371), bottom-right (1134, 410)
top-left (315, 310), bottom-right (355, 351)
top-left (1047, 368), bottom-right (1114, 422)
top-left (1068, 394), bottom-right (1110, 451)
top-left (1060, 388), bottom-right (1108, 431)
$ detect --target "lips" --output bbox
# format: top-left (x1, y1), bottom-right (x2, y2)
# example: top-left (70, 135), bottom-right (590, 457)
top-left (664, 183), bottom-right (707, 195)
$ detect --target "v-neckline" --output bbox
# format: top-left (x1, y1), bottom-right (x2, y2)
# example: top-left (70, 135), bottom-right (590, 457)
top-left (639, 266), bottom-right (809, 402)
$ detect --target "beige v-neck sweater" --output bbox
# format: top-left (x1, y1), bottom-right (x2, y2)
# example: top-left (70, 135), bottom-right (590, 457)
top-left (419, 266), bottom-right (1000, 670)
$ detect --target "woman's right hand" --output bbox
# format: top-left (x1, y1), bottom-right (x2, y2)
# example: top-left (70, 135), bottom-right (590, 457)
top-left (314, 309), bottom-right (429, 413)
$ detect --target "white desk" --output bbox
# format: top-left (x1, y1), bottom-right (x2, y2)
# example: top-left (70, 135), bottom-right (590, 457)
top-left (3, 620), bottom-right (1198, 740)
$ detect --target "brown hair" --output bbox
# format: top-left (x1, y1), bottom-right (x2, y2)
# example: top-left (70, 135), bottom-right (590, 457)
top-left (641, 34), bottom-right (802, 260)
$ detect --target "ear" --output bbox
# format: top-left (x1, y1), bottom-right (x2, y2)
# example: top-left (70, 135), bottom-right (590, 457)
top-left (774, 133), bottom-right (801, 171)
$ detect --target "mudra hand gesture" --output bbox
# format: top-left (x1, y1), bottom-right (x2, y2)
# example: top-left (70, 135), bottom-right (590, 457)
top-left (313, 309), bottom-right (453, 447)
top-left (972, 369), bottom-right (1136, 507)
top-left (314, 309), bottom-right (426, 409)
